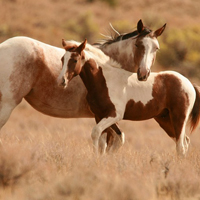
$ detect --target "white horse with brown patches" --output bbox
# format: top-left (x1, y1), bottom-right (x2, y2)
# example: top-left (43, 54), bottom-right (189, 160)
top-left (97, 19), bottom-right (166, 80)
top-left (59, 39), bottom-right (200, 156)
top-left (0, 20), bottom-right (165, 152)
top-left (0, 20), bottom-right (165, 137)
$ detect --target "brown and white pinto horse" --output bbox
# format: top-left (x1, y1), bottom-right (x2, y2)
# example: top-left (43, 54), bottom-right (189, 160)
top-left (59, 39), bottom-right (200, 156)
top-left (98, 19), bottom-right (166, 80)
top-left (0, 20), bottom-right (165, 131)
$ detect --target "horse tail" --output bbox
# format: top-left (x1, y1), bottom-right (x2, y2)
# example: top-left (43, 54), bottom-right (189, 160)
top-left (190, 85), bottom-right (200, 132)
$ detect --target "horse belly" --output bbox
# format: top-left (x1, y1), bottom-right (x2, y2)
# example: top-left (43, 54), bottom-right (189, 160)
top-left (25, 78), bottom-right (94, 118)
top-left (123, 99), bottom-right (160, 121)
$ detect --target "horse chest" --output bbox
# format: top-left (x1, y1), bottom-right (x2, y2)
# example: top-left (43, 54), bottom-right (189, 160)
top-left (81, 63), bottom-right (117, 119)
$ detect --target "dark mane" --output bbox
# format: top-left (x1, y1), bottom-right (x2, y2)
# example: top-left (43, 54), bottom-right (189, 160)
top-left (101, 27), bottom-right (152, 45)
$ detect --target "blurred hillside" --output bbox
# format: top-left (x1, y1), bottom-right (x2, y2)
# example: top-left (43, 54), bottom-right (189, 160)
top-left (0, 0), bottom-right (200, 82)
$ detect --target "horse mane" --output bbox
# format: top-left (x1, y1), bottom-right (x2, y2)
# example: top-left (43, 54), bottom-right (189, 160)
top-left (85, 42), bottom-right (122, 69)
top-left (96, 26), bottom-right (152, 46)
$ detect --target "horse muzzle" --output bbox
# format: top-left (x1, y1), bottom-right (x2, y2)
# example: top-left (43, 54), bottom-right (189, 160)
top-left (58, 76), bottom-right (67, 88)
top-left (137, 68), bottom-right (150, 81)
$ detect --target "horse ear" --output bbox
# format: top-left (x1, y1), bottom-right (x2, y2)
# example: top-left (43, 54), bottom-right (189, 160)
top-left (137, 19), bottom-right (144, 34)
top-left (153, 23), bottom-right (166, 38)
top-left (76, 39), bottom-right (87, 55)
top-left (62, 39), bottom-right (78, 51)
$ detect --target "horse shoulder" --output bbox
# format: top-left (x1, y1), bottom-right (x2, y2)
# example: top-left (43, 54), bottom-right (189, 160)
top-left (82, 59), bottom-right (117, 118)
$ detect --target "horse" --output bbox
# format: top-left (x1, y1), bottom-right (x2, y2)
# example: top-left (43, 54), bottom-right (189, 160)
top-left (0, 20), bottom-right (165, 152)
top-left (97, 19), bottom-right (166, 80)
top-left (0, 20), bottom-right (165, 132)
top-left (58, 39), bottom-right (200, 156)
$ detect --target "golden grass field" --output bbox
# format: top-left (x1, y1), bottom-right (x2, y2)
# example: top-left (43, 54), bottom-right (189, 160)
top-left (0, 100), bottom-right (200, 200)
top-left (0, 0), bottom-right (200, 199)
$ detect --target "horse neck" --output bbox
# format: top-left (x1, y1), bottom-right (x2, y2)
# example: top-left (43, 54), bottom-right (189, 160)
top-left (84, 48), bottom-right (122, 73)
top-left (99, 39), bottom-right (137, 72)
top-left (79, 59), bottom-right (107, 98)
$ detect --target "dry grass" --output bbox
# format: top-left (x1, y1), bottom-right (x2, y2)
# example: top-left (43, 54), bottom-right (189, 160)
top-left (0, 101), bottom-right (199, 200)
top-left (1, 0), bottom-right (200, 199)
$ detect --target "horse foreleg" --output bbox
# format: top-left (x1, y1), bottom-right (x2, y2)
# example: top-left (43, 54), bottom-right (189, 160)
top-left (95, 115), bottom-right (124, 154)
top-left (0, 101), bottom-right (18, 130)
top-left (99, 132), bottom-right (107, 154)
top-left (99, 124), bottom-right (125, 154)
top-left (107, 124), bottom-right (125, 153)
top-left (91, 115), bottom-right (122, 154)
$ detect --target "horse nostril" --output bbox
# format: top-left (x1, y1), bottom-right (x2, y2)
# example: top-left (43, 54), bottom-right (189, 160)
top-left (137, 69), bottom-right (144, 81)
top-left (147, 69), bottom-right (151, 77)
top-left (137, 69), bottom-right (140, 78)
top-left (137, 68), bottom-right (151, 81)
top-left (59, 77), bottom-right (66, 87)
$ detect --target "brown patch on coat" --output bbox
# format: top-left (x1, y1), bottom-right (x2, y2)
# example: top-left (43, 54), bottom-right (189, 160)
top-left (79, 59), bottom-right (121, 148)
top-left (80, 58), bottom-right (116, 119)
top-left (124, 73), bottom-right (189, 140)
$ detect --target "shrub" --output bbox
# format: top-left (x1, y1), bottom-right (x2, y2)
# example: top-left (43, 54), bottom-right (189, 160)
top-left (86, 0), bottom-right (118, 7)
top-left (157, 26), bottom-right (200, 79)
top-left (63, 12), bottom-right (98, 43)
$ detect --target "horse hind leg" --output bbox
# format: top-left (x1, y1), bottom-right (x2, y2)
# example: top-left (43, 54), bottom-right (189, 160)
top-left (154, 110), bottom-right (176, 140)
top-left (175, 122), bottom-right (187, 156)
top-left (154, 112), bottom-right (190, 156)
top-left (171, 110), bottom-right (191, 156)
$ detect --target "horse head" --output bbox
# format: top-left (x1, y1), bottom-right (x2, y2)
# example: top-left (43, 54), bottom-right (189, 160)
top-left (99, 19), bottom-right (166, 81)
top-left (58, 39), bottom-right (87, 87)
top-left (134, 20), bottom-right (166, 81)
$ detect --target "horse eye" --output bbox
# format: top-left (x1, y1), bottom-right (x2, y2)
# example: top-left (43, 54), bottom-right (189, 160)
top-left (73, 59), bottom-right (77, 63)
top-left (135, 44), bottom-right (138, 48)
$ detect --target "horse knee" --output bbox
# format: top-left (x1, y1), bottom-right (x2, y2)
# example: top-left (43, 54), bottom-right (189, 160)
top-left (176, 136), bottom-right (189, 157)
top-left (91, 126), bottom-right (102, 141)
top-left (176, 144), bottom-right (186, 157)
top-left (184, 135), bottom-right (190, 152)
top-left (185, 135), bottom-right (190, 145)
top-left (121, 132), bottom-right (125, 145)
top-left (99, 133), bottom-right (107, 154)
